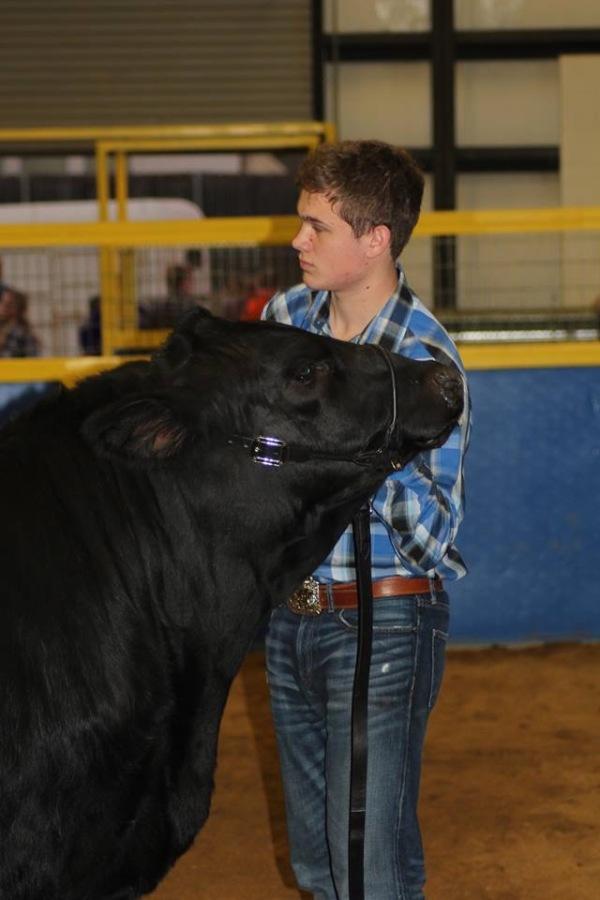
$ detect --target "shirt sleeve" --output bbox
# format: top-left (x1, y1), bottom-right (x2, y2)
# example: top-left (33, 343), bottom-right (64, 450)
top-left (370, 386), bottom-right (471, 576)
top-left (261, 290), bottom-right (293, 324)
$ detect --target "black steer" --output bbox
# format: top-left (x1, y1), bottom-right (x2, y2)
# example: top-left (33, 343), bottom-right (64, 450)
top-left (0, 309), bottom-right (463, 900)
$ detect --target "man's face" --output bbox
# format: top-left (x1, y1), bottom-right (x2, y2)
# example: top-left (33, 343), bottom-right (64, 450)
top-left (292, 190), bottom-right (372, 292)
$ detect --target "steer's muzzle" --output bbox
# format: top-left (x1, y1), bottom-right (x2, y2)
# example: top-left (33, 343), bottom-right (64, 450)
top-left (430, 365), bottom-right (464, 415)
top-left (391, 360), bottom-right (465, 454)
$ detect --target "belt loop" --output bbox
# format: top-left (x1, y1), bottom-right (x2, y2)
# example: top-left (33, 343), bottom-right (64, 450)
top-left (326, 583), bottom-right (335, 612)
top-left (429, 578), bottom-right (437, 605)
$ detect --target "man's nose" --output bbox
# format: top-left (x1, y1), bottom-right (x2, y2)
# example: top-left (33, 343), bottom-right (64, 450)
top-left (292, 223), bottom-right (310, 252)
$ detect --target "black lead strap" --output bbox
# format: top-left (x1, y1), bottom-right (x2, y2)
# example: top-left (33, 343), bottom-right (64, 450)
top-left (347, 346), bottom-right (396, 900)
top-left (348, 501), bottom-right (374, 900)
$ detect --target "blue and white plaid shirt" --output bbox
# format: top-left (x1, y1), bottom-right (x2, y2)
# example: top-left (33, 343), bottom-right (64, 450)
top-left (262, 265), bottom-right (471, 583)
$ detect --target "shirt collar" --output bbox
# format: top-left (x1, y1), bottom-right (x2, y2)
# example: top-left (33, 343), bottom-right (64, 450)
top-left (303, 264), bottom-right (411, 344)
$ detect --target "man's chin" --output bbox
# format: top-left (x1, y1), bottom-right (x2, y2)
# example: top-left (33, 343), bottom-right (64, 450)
top-left (300, 269), bottom-right (323, 290)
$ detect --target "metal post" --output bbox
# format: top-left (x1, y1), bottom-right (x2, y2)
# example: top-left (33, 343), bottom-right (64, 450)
top-left (95, 144), bottom-right (116, 356)
top-left (311, 0), bottom-right (324, 121)
top-left (115, 150), bottom-right (137, 349)
top-left (431, 0), bottom-right (457, 310)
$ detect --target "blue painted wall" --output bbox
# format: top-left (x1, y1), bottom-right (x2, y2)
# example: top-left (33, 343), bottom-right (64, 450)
top-left (2, 366), bottom-right (599, 644)
top-left (447, 366), bottom-right (600, 643)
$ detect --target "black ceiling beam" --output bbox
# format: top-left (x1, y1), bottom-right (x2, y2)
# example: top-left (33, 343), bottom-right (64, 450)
top-left (323, 28), bottom-right (600, 63)
top-left (324, 32), bottom-right (429, 62)
top-left (458, 28), bottom-right (600, 59)
top-left (431, 1), bottom-right (455, 210)
top-left (407, 146), bottom-right (559, 174)
top-left (457, 146), bottom-right (559, 172)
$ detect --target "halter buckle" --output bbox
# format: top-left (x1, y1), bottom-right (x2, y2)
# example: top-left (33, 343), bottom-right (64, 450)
top-left (251, 435), bottom-right (288, 467)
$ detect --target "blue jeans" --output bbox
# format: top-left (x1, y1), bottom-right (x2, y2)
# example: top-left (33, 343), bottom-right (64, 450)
top-left (265, 591), bottom-right (449, 900)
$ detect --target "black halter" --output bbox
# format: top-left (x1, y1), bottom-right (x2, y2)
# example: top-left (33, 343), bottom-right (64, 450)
top-left (227, 345), bottom-right (405, 472)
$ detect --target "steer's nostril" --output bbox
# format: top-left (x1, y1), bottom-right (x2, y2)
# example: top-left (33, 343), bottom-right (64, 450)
top-left (433, 368), bottom-right (457, 387)
top-left (431, 368), bottom-right (463, 408)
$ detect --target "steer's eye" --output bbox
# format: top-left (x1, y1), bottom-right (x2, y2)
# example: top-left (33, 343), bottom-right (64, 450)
top-left (294, 363), bottom-right (315, 384)
top-left (289, 358), bottom-right (331, 388)
top-left (291, 359), bottom-right (330, 385)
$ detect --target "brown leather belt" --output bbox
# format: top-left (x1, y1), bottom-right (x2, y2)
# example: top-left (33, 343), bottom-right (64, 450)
top-left (287, 574), bottom-right (443, 615)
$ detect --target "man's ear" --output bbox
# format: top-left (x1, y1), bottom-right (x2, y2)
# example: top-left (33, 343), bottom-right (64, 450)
top-left (82, 396), bottom-right (189, 461)
top-left (365, 223), bottom-right (392, 259)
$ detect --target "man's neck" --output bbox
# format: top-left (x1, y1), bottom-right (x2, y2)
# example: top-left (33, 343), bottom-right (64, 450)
top-left (328, 263), bottom-right (398, 341)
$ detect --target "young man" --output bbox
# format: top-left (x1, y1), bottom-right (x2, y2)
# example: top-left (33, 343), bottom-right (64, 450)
top-left (262, 140), bottom-right (470, 900)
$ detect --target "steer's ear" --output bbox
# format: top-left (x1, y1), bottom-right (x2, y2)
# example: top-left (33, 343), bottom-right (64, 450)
top-left (154, 333), bottom-right (192, 373)
top-left (154, 307), bottom-right (214, 373)
top-left (82, 396), bottom-right (189, 461)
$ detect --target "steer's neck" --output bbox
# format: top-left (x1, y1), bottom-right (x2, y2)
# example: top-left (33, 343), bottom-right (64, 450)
top-left (189, 453), bottom-right (383, 608)
top-left (236, 464), bottom-right (382, 606)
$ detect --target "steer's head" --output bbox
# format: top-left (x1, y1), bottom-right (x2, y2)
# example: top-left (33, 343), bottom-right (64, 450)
top-left (149, 308), bottom-right (465, 472)
top-left (81, 308), bottom-right (465, 603)
top-left (83, 308), bottom-right (464, 475)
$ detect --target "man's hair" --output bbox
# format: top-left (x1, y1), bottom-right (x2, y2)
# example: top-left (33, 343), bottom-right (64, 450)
top-left (297, 140), bottom-right (424, 260)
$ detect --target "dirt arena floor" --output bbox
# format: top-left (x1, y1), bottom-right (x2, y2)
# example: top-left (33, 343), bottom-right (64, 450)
top-left (151, 643), bottom-right (600, 900)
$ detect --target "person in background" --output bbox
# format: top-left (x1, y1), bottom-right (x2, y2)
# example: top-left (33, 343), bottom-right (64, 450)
top-left (0, 256), bottom-right (9, 295)
top-left (139, 263), bottom-right (198, 329)
top-left (0, 288), bottom-right (40, 358)
top-left (262, 140), bottom-right (471, 900)
top-left (239, 285), bottom-right (272, 321)
top-left (164, 262), bottom-right (198, 322)
top-left (166, 262), bottom-right (194, 300)
top-left (78, 295), bottom-right (102, 356)
top-left (0, 286), bottom-right (48, 428)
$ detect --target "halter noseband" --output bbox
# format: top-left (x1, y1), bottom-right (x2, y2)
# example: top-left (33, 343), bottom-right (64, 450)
top-left (227, 345), bottom-right (406, 472)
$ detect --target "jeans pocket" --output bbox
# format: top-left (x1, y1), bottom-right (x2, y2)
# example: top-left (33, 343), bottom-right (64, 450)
top-left (428, 627), bottom-right (448, 710)
top-left (335, 596), bottom-right (417, 635)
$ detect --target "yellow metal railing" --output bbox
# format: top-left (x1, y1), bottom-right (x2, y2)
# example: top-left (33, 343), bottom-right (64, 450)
top-left (0, 207), bottom-right (600, 381)
top-left (4, 206), bottom-right (600, 250)
top-left (90, 125), bottom-right (332, 353)
top-left (0, 217), bottom-right (297, 248)
top-left (415, 206), bottom-right (600, 236)
top-left (0, 122), bottom-right (336, 145)
top-left (0, 123), bottom-right (290, 379)
top-left (0, 121), bottom-right (335, 218)
top-left (0, 208), bottom-right (600, 372)
top-left (0, 357), bottom-right (139, 388)
top-left (0, 121), bottom-right (336, 358)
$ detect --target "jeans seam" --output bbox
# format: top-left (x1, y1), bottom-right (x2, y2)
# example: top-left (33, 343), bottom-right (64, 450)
top-left (298, 616), bottom-right (318, 701)
top-left (392, 606), bottom-right (421, 900)
top-left (428, 628), bottom-right (448, 710)
top-left (336, 608), bottom-right (416, 635)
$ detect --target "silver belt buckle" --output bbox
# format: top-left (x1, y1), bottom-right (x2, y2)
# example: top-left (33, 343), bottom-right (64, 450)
top-left (287, 576), bottom-right (322, 615)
